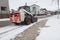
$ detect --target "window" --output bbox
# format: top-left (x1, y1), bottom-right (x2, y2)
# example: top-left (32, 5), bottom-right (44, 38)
top-left (1, 7), bottom-right (7, 11)
top-left (33, 7), bottom-right (36, 10)
top-left (24, 6), bottom-right (30, 12)
top-left (33, 7), bottom-right (36, 14)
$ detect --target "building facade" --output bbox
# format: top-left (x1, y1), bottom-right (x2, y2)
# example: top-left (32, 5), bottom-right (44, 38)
top-left (30, 4), bottom-right (40, 15)
top-left (30, 4), bottom-right (50, 16)
top-left (0, 0), bottom-right (9, 14)
top-left (0, 0), bottom-right (9, 18)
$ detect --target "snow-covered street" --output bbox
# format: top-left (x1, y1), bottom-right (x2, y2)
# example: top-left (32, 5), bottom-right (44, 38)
top-left (0, 23), bottom-right (36, 40)
top-left (1, 15), bottom-right (60, 40)
top-left (0, 0), bottom-right (60, 40)
top-left (36, 15), bottom-right (60, 40)
top-left (0, 17), bottom-right (47, 40)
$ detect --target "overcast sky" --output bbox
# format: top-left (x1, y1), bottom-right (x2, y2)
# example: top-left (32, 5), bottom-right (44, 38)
top-left (9, 0), bottom-right (60, 11)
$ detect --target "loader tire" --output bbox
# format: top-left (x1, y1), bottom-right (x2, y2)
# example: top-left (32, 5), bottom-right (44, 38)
top-left (34, 17), bottom-right (37, 22)
top-left (31, 18), bottom-right (34, 23)
top-left (24, 18), bottom-right (31, 25)
top-left (31, 17), bottom-right (37, 23)
top-left (14, 23), bottom-right (20, 25)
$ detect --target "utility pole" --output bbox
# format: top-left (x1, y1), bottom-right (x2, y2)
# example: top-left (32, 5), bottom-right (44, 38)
top-left (57, 0), bottom-right (60, 18)
top-left (52, 0), bottom-right (60, 18)
top-left (57, 0), bottom-right (59, 10)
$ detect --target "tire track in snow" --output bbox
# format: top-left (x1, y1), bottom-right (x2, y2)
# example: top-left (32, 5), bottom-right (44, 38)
top-left (0, 25), bottom-right (23, 35)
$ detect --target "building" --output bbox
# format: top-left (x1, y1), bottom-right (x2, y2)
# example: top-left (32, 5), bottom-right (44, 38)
top-left (30, 4), bottom-right (51, 16)
top-left (0, 0), bottom-right (9, 18)
top-left (39, 8), bottom-right (47, 15)
top-left (30, 4), bottom-right (40, 15)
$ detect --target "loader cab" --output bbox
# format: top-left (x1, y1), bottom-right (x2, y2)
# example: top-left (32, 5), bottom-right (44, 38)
top-left (18, 6), bottom-right (30, 12)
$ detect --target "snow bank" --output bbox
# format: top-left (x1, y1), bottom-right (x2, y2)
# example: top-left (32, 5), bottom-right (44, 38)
top-left (0, 18), bottom-right (9, 21)
top-left (36, 15), bottom-right (60, 40)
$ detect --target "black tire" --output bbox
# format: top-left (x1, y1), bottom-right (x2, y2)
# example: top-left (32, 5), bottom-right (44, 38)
top-left (34, 17), bottom-right (37, 22)
top-left (32, 17), bottom-right (37, 22)
top-left (31, 18), bottom-right (34, 23)
top-left (14, 23), bottom-right (20, 25)
top-left (24, 18), bottom-right (31, 25)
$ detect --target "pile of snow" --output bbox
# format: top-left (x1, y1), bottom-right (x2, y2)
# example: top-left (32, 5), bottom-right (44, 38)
top-left (36, 15), bottom-right (60, 40)
top-left (0, 18), bottom-right (9, 21)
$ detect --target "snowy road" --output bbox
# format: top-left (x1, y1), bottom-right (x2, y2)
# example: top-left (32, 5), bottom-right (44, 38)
top-left (0, 22), bottom-right (36, 40)
top-left (0, 17), bottom-right (45, 40)
top-left (0, 17), bottom-right (48, 40)
top-left (0, 25), bottom-right (21, 35)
